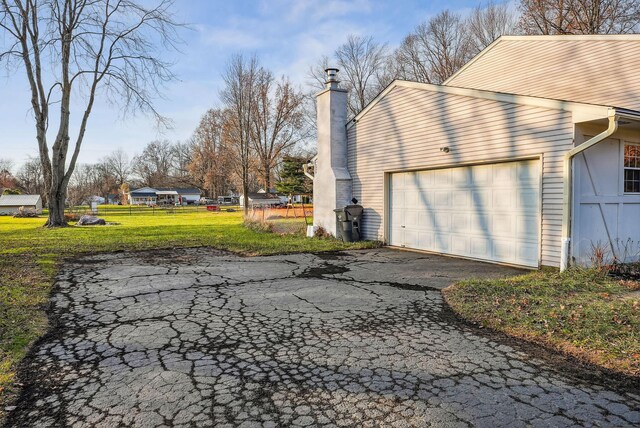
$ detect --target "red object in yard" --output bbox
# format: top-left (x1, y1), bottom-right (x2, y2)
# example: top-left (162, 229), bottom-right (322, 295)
top-left (206, 205), bottom-right (220, 212)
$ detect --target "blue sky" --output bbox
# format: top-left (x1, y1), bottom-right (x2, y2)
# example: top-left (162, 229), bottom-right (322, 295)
top-left (0, 0), bottom-right (484, 168)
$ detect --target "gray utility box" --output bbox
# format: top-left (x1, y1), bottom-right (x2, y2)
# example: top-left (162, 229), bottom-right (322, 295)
top-left (333, 205), bottom-right (363, 242)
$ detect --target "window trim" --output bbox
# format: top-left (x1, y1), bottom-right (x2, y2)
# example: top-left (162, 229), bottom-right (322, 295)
top-left (623, 142), bottom-right (640, 194)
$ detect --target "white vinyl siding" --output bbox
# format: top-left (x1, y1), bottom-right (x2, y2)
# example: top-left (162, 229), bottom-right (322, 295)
top-left (446, 37), bottom-right (640, 112)
top-left (347, 85), bottom-right (574, 267)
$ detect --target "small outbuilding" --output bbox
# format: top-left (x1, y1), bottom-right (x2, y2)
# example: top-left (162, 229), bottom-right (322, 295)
top-left (0, 194), bottom-right (43, 215)
top-left (240, 193), bottom-right (283, 207)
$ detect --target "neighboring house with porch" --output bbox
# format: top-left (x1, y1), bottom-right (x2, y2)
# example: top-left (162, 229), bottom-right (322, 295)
top-left (127, 187), bottom-right (202, 205)
top-left (313, 35), bottom-right (640, 270)
top-left (0, 194), bottom-right (43, 215)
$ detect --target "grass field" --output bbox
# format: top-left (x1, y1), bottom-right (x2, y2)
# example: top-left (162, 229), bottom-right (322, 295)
top-left (444, 268), bottom-right (640, 377)
top-left (0, 206), bottom-right (379, 413)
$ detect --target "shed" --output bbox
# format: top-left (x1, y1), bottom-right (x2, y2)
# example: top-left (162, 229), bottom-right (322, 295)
top-left (240, 193), bottom-right (283, 207)
top-left (0, 194), bottom-right (43, 215)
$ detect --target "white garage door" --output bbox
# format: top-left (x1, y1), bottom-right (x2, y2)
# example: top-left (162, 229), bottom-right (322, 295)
top-left (389, 160), bottom-right (540, 267)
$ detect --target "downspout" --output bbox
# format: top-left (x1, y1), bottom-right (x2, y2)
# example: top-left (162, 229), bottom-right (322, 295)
top-left (560, 110), bottom-right (618, 271)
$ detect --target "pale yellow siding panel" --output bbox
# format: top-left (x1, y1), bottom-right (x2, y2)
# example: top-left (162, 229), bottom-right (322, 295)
top-left (347, 86), bottom-right (574, 267)
top-left (447, 38), bottom-right (640, 111)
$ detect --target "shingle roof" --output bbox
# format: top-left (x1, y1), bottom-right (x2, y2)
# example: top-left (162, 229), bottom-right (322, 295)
top-left (131, 187), bottom-right (201, 195)
top-left (156, 187), bottom-right (201, 195)
top-left (0, 194), bottom-right (42, 206)
top-left (445, 35), bottom-right (640, 111)
top-left (247, 193), bottom-right (280, 200)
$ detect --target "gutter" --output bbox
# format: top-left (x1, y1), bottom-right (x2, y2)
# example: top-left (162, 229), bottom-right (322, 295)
top-left (560, 110), bottom-right (618, 271)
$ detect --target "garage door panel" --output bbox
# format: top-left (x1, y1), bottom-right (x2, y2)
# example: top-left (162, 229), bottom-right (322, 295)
top-left (492, 162), bottom-right (516, 183)
top-left (494, 240), bottom-right (516, 262)
top-left (417, 170), bottom-right (433, 187)
top-left (470, 237), bottom-right (491, 259)
top-left (492, 214), bottom-right (516, 236)
top-left (433, 233), bottom-right (451, 253)
top-left (452, 236), bottom-right (470, 255)
top-left (390, 160), bottom-right (540, 267)
top-left (493, 189), bottom-right (516, 209)
top-left (518, 190), bottom-right (539, 209)
top-left (451, 213), bottom-right (470, 234)
top-left (472, 165), bottom-right (491, 185)
top-left (434, 169), bottom-right (451, 186)
top-left (518, 243), bottom-right (539, 265)
top-left (434, 191), bottom-right (450, 207)
top-left (517, 215), bottom-right (539, 238)
top-left (452, 190), bottom-right (471, 208)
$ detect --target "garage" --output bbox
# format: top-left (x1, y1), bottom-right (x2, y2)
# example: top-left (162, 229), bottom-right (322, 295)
top-left (389, 160), bottom-right (541, 267)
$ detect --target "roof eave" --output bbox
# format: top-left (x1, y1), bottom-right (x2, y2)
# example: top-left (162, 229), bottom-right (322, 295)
top-left (347, 80), bottom-right (613, 130)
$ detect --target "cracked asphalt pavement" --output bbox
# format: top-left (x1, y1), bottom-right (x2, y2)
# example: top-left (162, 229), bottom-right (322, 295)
top-left (4, 248), bottom-right (640, 427)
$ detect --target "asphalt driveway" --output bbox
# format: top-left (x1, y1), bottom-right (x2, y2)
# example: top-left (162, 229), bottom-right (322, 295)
top-left (4, 248), bottom-right (639, 427)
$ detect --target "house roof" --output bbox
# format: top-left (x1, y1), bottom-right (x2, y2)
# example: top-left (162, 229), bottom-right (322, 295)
top-left (0, 194), bottom-right (42, 206)
top-left (155, 187), bottom-right (201, 195)
top-left (348, 80), bottom-right (635, 130)
top-left (129, 187), bottom-right (201, 196)
top-left (246, 193), bottom-right (280, 200)
top-left (444, 35), bottom-right (640, 111)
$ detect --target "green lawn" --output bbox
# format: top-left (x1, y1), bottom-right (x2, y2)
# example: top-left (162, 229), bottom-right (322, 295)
top-left (0, 207), bottom-right (379, 413)
top-left (444, 268), bottom-right (640, 377)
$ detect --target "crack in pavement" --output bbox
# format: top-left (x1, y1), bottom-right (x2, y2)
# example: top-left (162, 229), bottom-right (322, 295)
top-left (3, 248), bottom-right (640, 427)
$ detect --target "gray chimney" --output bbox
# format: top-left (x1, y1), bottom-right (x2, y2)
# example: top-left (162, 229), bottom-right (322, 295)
top-left (313, 67), bottom-right (352, 237)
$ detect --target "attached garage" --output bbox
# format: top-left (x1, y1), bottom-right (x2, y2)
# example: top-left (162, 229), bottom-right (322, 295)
top-left (389, 160), bottom-right (540, 267)
top-left (312, 36), bottom-right (640, 270)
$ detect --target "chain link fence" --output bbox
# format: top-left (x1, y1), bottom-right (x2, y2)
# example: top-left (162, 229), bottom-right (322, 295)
top-left (245, 205), bottom-right (312, 235)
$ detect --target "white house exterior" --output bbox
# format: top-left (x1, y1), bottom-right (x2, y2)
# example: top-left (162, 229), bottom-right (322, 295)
top-left (128, 187), bottom-right (202, 205)
top-left (0, 194), bottom-right (43, 215)
top-left (313, 35), bottom-right (640, 269)
top-left (239, 193), bottom-right (283, 207)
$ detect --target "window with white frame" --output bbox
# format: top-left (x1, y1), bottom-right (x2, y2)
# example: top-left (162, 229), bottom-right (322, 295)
top-left (624, 143), bottom-right (640, 193)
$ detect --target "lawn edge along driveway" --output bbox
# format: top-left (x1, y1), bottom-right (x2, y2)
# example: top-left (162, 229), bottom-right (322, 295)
top-left (0, 210), bottom-right (379, 422)
top-left (443, 268), bottom-right (640, 379)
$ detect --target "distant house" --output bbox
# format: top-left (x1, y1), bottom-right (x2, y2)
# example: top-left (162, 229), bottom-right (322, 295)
top-left (127, 187), bottom-right (202, 205)
top-left (0, 194), bottom-right (43, 215)
top-left (257, 188), bottom-right (289, 205)
top-left (239, 192), bottom-right (283, 207)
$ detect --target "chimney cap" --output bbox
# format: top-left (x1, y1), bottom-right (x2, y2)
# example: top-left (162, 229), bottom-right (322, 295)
top-left (325, 67), bottom-right (339, 83)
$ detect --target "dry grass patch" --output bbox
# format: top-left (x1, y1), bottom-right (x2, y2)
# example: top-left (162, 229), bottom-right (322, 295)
top-left (444, 268), bottom-right (640, 378)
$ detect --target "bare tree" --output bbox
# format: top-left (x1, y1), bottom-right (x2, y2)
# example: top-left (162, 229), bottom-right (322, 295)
top-left (188, 108), bottom-right (233, 198)
top-left (335, 35), bottom-right (389, 116)
top-left (132, 140), bottom-right (176, 187)
top-left (251, 72), bottom-right (306, 191)
top-left (102, 148), bottom-right (131, 187)
top-left (67, 163), bottom-right (104, 207)
top-left (519, 0), bottom-right (640, 34)
top-left (0, 158), bottom-right (13, 173)
top-left (468, 2), bottom-right (519, 54)
top-left (16, 156), bottom-right (46, 200)
top-left (220, 54), bottom-right (260, 213)
top-left (393, 10), bottom-right (473, 84)
top-left (172, 141), bottom-right (193, 185)
top-left (393, 32), bottom-right (435, 83)
top-left (0, 0), bottom-right (180, 226)
top-left (0, 157), bottom-right (17, 190)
